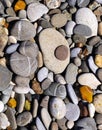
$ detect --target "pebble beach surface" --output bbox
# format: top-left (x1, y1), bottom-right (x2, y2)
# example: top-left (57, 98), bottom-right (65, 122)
top-left (0, 0), bottom-right (102, 130)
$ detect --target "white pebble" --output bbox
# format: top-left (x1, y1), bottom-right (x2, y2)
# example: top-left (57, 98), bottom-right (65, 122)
top-left (88, 103), bottom-right (95, 118)
top-left (48, 72), bottom-right (54, 82)
top-left (6, 44), bottom-right (19, 54)
top-left (37, 67), bottom-right (49, 82)
top-left (0, 101), bottom-right (4, 112)
top-left (67, 120), bottom-right (74, 129)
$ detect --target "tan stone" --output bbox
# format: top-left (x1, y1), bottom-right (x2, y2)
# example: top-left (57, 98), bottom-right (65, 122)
top-left (95, 55), bottom-right (102, 68)
top-left (98, 22), bottom-right (102, 36)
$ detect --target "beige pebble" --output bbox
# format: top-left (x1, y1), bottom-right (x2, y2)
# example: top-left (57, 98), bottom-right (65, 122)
top-left (45, 0), bottom-right (61, 9)
top-left (37, 51), bottom-right (43, 68)
top-left (98, 22), bottom-right (102, 36)
top-left (95, 55), bottom-right (102, 68)
top-left (0, 58), bottom-right (6, 67)
top-left (8, 36), bottom-right (17, 44)
top-left (66, 120), bottom-right (74, 129)
top-left (51, 122), bottom-right (58, 130)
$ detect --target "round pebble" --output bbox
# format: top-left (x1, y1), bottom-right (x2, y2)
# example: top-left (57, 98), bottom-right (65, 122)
top-left (45, 0), bottom-right (61, 9)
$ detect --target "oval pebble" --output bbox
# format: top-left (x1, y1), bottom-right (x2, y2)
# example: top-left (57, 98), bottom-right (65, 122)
top-left (65, 103), bottom-right (80, 121)
top-left (36, 117), bottom-right (46, 130)
top-left (6, 44), bottom-right (19, 54)
top-left (0, 101), bottom-right (4, 112)
top-left (16, 112), bottom-right (32, 126)
top-left (50, 97), bottom-right (66, 119)
top-left (70, 47), bottom-right (81, 58)
top-left (45, 0), bottom-right (61, 9)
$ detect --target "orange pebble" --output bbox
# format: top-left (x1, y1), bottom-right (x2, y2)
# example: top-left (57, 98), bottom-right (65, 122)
top-left (7, 98), bottom-right (17, 108)
top-left (80, 86), bottom-right (93, 103)
top-left (14, 0), bottom-right (26, 11)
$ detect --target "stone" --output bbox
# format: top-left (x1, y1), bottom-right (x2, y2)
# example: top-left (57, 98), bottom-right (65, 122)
top-left (55, 45), bottom-right (68, 60)
top-left (40, 20), bottom-right (52, 28)
top-left (68, 0), bottom-right (76, 6)
top-left (51, 122), bottom-right (58, 130)
top-left (73, 34), bottom-right (87, 44)
top-left (97, 69), bottom-right (102, 82)
top-left (51, 14), bottom-right (67, 28)
top-left (95, 114), bottom-right (102, 124)
top-left (57, 118), bottom-right (67, 130)
top-left (88, 36), bottom-right (101, 46)
top-left (8, 35), bottom-right (17, 44)
top-left (41, 108), bottom-right (52, 129)
top-left (40, 96), bottom-right (49, 109)
top-left (95, 44), bottom-right (102, 55)
top-left (45, 0), bottom-right (61, 9)
top-left (65, 21), bottom-right (76, 37)
top-left (32, 99), bottom-right (38, 118)
top-left (41, 78), bottom-right (51, 90)
top-left (75, 7), bottom-right (98, 38)
top-left (55, 74), bottom-right (66, 84)
top-left (78, 73), bottom-right (101, 89)
top-left (67, 84), bottom-right (78, 104)
top-left (39, 28), bottom-right (70, 74)
top-left (80, 60), bottom-right (89, 72)
top-left (7, 98), bottom-right (17, 108)
top-left (88, 103), bottom-right (95, 118)
top-left (80, 85), bottom-right (93, 103)
top-left (6, 44), bottom-right (19, 54)
top-left (5, 107), bottom-right (17, 129)
top-left (48, 72), bottom-right (54, 82)
top-left (16, 112), bottom-right (32, 126)
top-left (75, 117), bottom-right (97, 130)
top-left (37, 51), bottom-right (43, 68)
top-left (6, 7), bottom-right (16, 16)
top-left (36, 117), bottom-right (46, 130)
top-left (14, 0), bottom-right (26, 11)
top-left (93, 94), bottom-right (102, 114)
top-left (67, 120), bottom-right (74, 129)
top-left (18, 10), bottom-right (26, 19)
top-left (74, 57), bottom-right (81, 66)
top-left (27, 3), bottom-right (48, 22)
top-left (10, 20), bottom-right (36, 41)
top-left (65, 103), bottom-right (80, 121)
top-left (0, 113), bottom-right (10, 129)
top-left (44, 82), bottom-right (67, 99)
top-left (14, 85), bottom-right (30, 94)
top-left (98, 22), bottom-right (102, 36)
top-left (73, 24), bottom-right (92, 37)
top-left (10, 52), bottom-right (38, 77)
top-left (0, 1), bottom-right (4, 14)
top-left (32, 80), bottom-right (43, 94)
top-left (0, 65), bottom-right (12, 91)
top-left (70, 47), bottom-right (81, 58)
top-left (96, 0), bottom-right (102, 4)
top-left (65, 63), bottom-right (78, 84)
top-left (50, 97), bottom-right (66, 119)
top-left (0, 101), bottom-right (4, 112)
top-left (95, 55), bottom-right (102, 68)
top-left (77, 0), bottom-right (90, 7)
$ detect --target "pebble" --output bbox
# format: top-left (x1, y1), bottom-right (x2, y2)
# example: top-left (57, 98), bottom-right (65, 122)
top-left (41, 78), bottom-right (51, 90)
top-left (8, 35), bottom-right (17, 44)
top-left (73, 34), bottom-right (87, 44)
top-left (6, 44), bottom-right (19, 54)
top-left (0, 101), bottom-right (4, 112)
top-left (67, 84), bottom-right (78, 104)
top-left (6, 7), bottom-right (16, 16)
top-left (37, 67), bottom-right (48, 82)
top-left (40, 96), bottom-right (49, 109)
top-left (47, 72), bottom-right (54, 82)
top-left (93, 94), bottom-right (102, 114)
top-left (16, 112), bottom-right (32, 126)
top-left (97, 69), bottom-right (102, 82)
top-left (68, 0), bottom-right (76, 6)
top-left (88, 36), bottom-right (101, 46)
top-left (32, 99), bottom-right (38, 118)
top-left (51, 13), bottom-right (67, 28)
top-left (50, 97), bottom-right (66, 119)
top-left (0, 1), bottom-right (4, 14)
top-left (5, 107), bottom-right (17, 129)
top-left (55, 74), bottom-right (66, 84)
top-left (0, 113), bottom-right (10, 129)
top-left (10, 20), bottom-right (36, 41)
top-left (27, 3), bottom-right (48, 22)
top-left (95, 114), bottom-right (102, 124)
top-left (80, 59), bottom-right (90, 72)
top-left (78, 73), bottom-right (101, 89)
top-left (95, 44), bottom-right (102, 55)
top-left (41, 108), bottom-right (52, 129)
top-left (98, 22), bottom-right (102, 36)
top-left (65, 103), bottom-right (80, 121)
top-left (57, 118), bottom-right (68, 130)
top-left (36, 117), bottom-right (46, 130)
top-left (40, 20), bottom-right (52, 28)
top-left (73, 24), bottom-right (92, 37)
top-left (67, 120), bottom-right (74, 129)
top-left (75, 7), bottom-right (98, 38)
top-left (75, 117), bottom-right (97, 130)
top-left (95, 55), bottom-right (102, 68)
top-left (88, 103), bottom-right (95, 118)
top-left (18, 10), bottom-right (26, 19)
top-left (45, 0), bottom-right (61, 9)
top-left (39, 28), bottom-right (70, 74)
top-left (37, 51), bottom-right (43, 68)
top-left (65, 21), bottom-right (76, 37)
top-left (70, 47), bottom-right (81, 58)
top-left (96, 0), bottom-right (102, 4)
top-left (65, 63), bottom-right (78, 84)
top-left (51, 122), bottom-right (58, 130)
top-left (77, 0), bottom-right (90, 7)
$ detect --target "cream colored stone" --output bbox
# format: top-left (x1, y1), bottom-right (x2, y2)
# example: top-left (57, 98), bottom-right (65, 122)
top-left (98, 22), bottom-right (102, 35)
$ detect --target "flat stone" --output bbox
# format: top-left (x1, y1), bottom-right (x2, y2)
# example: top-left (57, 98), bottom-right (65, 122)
top-left (50, 97), bottom-right (66, 119)
top-left (16, 112), bottom-right (32, 126)
top-left (75, 117), bottom-right (97, 130)
top-left (10, 20), bottom-right (36, 41)
top-left (95, 114), bottom-right (102, 124)
top-left (55, 45), bottom-right (68, 60)
top-left (41, 108), bottom-right (52, 129)
top-left (93, 94), bottom-right (102, 114)
top-left (65, 103), bottom-right (80, 121)
top-left (39, 28), bottom-right (70, 74)
top-left (65, 63), bottom-right (78, 84)
top-left (0, 65), bottom-right (12, 91)
top-left (51, 14), bottom-right (67, 28)
top-left (77, 0), bottom-right (90, 7)
top-left (27, 3), bottom-right (48, 22)
top-left (78, 73), bottom-right (101, 89)
top-left (88, 36), bottom-right (101, 46)
top-left (73, 24), bottom-right (92, 37)
top-left (75, 7), bottom-right (98, 38)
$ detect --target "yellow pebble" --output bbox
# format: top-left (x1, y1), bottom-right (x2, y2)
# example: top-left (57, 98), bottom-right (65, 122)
top-left (95, 55), bottom-right (102, 68)
top-left (80, 86), bottom-right (93, 103)
top-left (8, 98), bottom-right (17, 108)
top-left (24, 100), bottom-right (31, 111)
top-left (14, 0), bottom-right (26, 11)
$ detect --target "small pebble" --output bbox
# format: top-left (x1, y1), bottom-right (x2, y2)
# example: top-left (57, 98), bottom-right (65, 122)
top-left (32, 99), bottom-right (38, 118)
top-left (57, 118), bottom-right (67, 130)
top-left (51, 122), bottom-right (58, 130)
top-left (95, 55), bottom-right (102, 68)
top-left (95, 113), bottom-right (102, 124)
top-left (67, 120), bottom-right (74, 129)
top-left (77, 0), bottom-right (90, 7)
top-left (45, 0), bottom-right (61, 9)
top-left (88, 103), bottom-right (95, 118)
top-left (36, 117), bottom-right (46, 130)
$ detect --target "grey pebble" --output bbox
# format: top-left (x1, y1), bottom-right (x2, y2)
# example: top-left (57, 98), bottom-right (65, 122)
top-left (40, 20), bottom-right (52, 28)
top-left (0, 65), bottom-right (12, 91)
top-left (65, 63), bottom-right (78, 84)
top-left (74, 57), bottom-right (81, 66)
top-left (68, 0), bottom-right (77, 6)
top-left (97, 69), bottom-right (102, 82)
top-left (16, 112), bottom-right (32, 126)
top-left (87, 36), bottom-right (101, 46)
top-left (36, 117), bottom-right (46, 130)
top-left (6, 43), bottom-right (19, 54)
top-left (95, 114), bottom-right (102, 124)
top-left (18, 10), bottom-right (27, 19)
top-left (74, 24), bottom-right (92, 37)
top-left (6, 7), bottom-right (16, 16)
top-left (80, 60), bottom-right (89, 72)
top-left (32, 99), bottom-right (38, 118)
top-left (41, 78), bottom-right (52, 90)
top-left (77, 0), bottom-right (90, 7)
top-left (0, 1), bottom-right (4, 14)
top-left (40, 96), bottom-right (49, 109)
top-left (60, 2), bottom-right (68, 10)
top-left (10, 20), bottom-right (36, 41)
top-left (73, 34), bottom-right (87, 44)
top-left (95, 44), bottom-right (102, 55)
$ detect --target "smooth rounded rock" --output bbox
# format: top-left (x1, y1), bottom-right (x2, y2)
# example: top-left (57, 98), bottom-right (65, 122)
top-left (88, 36), bottom-right (101, 46)
top-left (50, 97), bottom-right (66, 119)
top-left (65, 103), bottom-right (80, 121)
top-left (16, 112), bottom-right (32, 126)
top-left (95, 114), bottom-right (102, 124)
top-left (57, 118), bottom-right (67, 130)
top-left (0, 101), bottom-right (4, 112)
top-left (10, 20), bottom-right (36, 41)
top-left (45, 0), bottom-right (61, 9)
top-left (75, 7), bottom-right (98, 38)
top-left (51, 122), bottom-right (58, 130)
top-left (77, 0), bottom-right (90, 7)
top-left (73, 34), bottom-right (87, 44)
top-left (6, 44), bottom-right (19, 54)
top-left (27, 3), bottom-right (48, 22)
top-left (39, 28), bottom-right (70, 74)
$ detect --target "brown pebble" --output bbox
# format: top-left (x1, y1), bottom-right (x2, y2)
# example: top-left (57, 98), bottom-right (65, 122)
top-left (51, 122), bottom-right (58, 130)
top-left (79, 102), bottom-right (89, 117)
top-left (55, 45), bottom-right (68, 60)
top-left (32, 79), bottom-right (43, 94)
